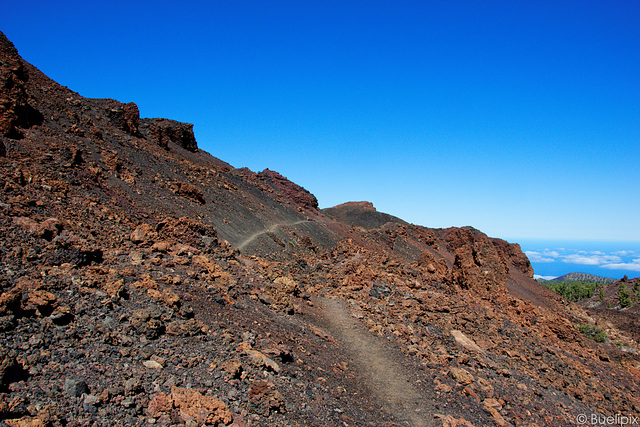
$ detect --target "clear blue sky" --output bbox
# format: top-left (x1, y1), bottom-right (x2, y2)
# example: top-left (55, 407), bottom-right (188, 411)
top-left (3, 1), bottom-right (639, 241)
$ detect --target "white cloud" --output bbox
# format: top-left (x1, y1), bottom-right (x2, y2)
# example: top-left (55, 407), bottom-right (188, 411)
top-left (562, 254), bottom-right (622, 266)
top-left (614, 250), bottom-right (636, 256)
top-left (525, 251), bottom-right (556, 263)
top-left (602, 258), bottom-right (640, 272)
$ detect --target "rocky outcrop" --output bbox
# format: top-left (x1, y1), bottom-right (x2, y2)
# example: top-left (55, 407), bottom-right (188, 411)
top-left (451, 237), bottom-right (508, 294)
top-left (0, 32), bottom-right (42, 139)
top-left (140, 117), bottom-right (198, 152)
top-left (99, 99), bottom-right (141, 136)
top-left (332, 201), bottom-right (376, 211)
top-left (491, 238), bottom-right (534, 277)
top-left (258, 169), bottom-right (318, 210)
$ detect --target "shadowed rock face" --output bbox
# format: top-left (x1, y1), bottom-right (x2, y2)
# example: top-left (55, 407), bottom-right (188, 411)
top-left (0, 32), bottom-right (43, 139)
top-left (1, 30), bottom-right (639, 427)
top-left (103, 100), bottom-right (141, 137)
top-left (140, 118), bottom-right (198, 152)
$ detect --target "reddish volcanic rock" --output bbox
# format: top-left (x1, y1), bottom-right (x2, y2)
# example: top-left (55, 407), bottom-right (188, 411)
top-left (491, 238), bottom-right (534, 278)
top-left (258, 168), bottom-right (318, 210)
top-left (331, 201), bottom-right (377, 211)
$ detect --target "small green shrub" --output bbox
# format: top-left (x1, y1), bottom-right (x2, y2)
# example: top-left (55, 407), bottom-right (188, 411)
top-left (577, 324), bottom-right (607, 343)
top-left (618, 283), bottom-right (633, 308)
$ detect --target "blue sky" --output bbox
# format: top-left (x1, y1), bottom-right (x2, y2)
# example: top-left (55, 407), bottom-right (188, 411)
top-left (3, 1), bottom-right (639, 241)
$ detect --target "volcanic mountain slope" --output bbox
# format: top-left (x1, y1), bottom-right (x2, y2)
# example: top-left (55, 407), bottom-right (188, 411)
top-left (1, 30), bottom-right (640, 426)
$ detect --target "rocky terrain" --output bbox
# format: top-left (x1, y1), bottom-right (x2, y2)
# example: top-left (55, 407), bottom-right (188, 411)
top-left (1, 30), bottom-right (640, 426)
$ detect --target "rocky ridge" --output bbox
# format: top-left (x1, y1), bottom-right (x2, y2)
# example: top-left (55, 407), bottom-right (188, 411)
top-left (1, 31), bottom-right (640, 426)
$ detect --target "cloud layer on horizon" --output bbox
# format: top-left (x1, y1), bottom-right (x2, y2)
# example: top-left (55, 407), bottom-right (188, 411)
top-left (525, 248), bottom-right (640, 272)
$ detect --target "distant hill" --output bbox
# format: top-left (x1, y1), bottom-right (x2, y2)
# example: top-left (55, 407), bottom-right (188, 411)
top-left (541, 272), bottom-right (616, 285)
top-left (322, 201), bottom-right (407, 230)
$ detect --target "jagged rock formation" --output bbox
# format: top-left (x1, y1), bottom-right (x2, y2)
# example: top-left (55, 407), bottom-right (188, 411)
top-left (0, 32), bottom-right (43, 139)
top-left (257, 169), bottom-right (319, 211)
top-left (1, 30), bottom-right (640, 426)
top-left (140, 118), bottom-right (198, 152)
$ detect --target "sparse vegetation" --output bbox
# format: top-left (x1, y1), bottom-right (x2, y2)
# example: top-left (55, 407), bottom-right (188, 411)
top-left (543, 273), bottom-right (615, 285)
top-left (544, 281), bottom-right (602, 302)
top-left (618, 283), bottom-right (633, 308)
top-left (577, 324), bottom-right (607, 343)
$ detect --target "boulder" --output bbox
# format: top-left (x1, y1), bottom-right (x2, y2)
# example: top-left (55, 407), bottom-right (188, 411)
top-left (103, 100), bottom-right (140, 136)
top-left (129, 223), bottom-right (156, 244)
top-left (63, 378), bottom-right (89, 397)
top-left (248, 381), bottom-right (285, 416)
top-left (170, 386), bottom-right (232, 425)
top-left (176, 182), bottom-right (205, 204)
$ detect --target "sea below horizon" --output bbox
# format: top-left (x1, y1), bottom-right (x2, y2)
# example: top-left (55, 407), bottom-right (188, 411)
top-left (509, 239), bottom-right (640, 281)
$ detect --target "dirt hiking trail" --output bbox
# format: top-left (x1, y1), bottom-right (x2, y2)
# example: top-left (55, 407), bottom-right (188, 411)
top-left (319, 297), bottom-right (436, 427)
top-left (237, 220), bottom-right (309, 251)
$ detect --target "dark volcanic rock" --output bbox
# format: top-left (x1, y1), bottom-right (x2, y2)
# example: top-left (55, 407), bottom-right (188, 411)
top-left (141, 117), bottom-right (198, 152)
top-left (63, 378), bottom-right (90, 397)
top-left (0, 32), bottom-right (43, 139)
top-left (101, 99), bottom-right (141, 136)
top-left (43, 246), bottom-right (103, 267)
top-left (323, 201), bottom-right (406, 229)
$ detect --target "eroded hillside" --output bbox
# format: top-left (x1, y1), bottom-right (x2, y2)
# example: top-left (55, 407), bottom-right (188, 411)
top-left (1, 31), bottom-right (640, 427)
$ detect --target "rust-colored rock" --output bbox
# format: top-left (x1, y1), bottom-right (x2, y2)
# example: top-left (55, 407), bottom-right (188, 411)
top-left (258, 169), bottom-right (318, 210)
top-left (146, 392), bottom-right (173, 418)
top-left (248, 381), bottom-right (285, 416)
top-left (170, 386), bottom-right (232, 425)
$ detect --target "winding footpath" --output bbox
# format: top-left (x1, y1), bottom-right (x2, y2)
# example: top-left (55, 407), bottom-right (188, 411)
top-left (319, 298), bottom-right (435, 427)
top-left (237, 220), bottom-right (309, 251)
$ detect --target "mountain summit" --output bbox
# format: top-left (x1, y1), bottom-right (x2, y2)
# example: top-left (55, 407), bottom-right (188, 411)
top-left (1, 31), bottom-right (639, 426)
